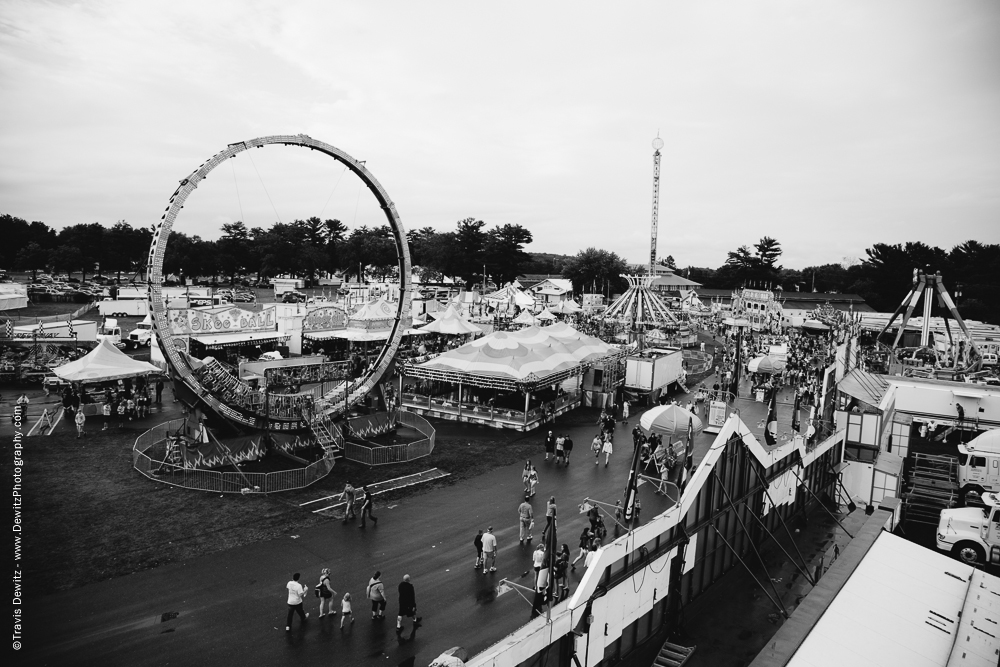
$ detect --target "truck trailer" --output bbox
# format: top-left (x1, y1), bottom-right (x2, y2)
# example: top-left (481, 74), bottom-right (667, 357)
top-left (624, 347), bottom-right (685, 404)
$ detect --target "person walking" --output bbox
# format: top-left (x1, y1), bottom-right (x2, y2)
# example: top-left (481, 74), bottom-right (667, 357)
top-left (473, 529), bottom-right (484, 569)
top-left (359, 486), bottom-right (377, 528)
top-left (542, 497), bottom-right (557, 540)
top-left (340, 592), bottom-right (354, 629)
top-left (621, 400), bottom-right (630, 424)
top-left (481, 526), bottom-right (497, 574)
top-left (367, 571), bottom-right (386, 620)
top-left (572, 527), bottom-right (592, 570)
top-left (15, 393), bottom-right (29, 424)
top-left (74, 408), bottom-right (86, 438)
top-left (591, 432), bottom-right (603, 465)
top-left (102, 401), bottom-right (111, 430)
top-left (521, 461), bottom-right (532, 498)
top-left (544, 431), bottom-right (555, 461)
top-left (532, 543), bottom-right (545, 575)
top-left (518, 498), bottom-right (534, 545)
top-left (316, 568), bottom-right (337, 617)
top-left (155, 378), bottom-right (164, 403)
top-left (602, 432), bottom-right (614, 467)
top-left (395, 574), bottom-right (421, 634)
top-left (563, 434), bottom-right (573, 464)
top-left (342, 482), bottom-right (357, 523)
top-left (285, 572), bottom-right (310, 631)
top-left (527, 465), bottom-right (538, 498)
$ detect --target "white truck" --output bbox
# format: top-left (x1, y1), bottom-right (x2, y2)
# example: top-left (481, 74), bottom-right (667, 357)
top-left (126, 314), bottom-right (154, 349)
top-left (99, 298), bottom-right (148, 317)
top-left (936, 491), bottom-right (1000, 565)
top-left (97, 318), bottom-right (124, 348)
top-left (956, 430), bottom-right (1000, 496)
top-left (625, 347), bottom-right (685, 403)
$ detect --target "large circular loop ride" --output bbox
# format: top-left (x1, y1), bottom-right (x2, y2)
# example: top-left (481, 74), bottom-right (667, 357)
top-left (146, 135), bottom-right (411, 430)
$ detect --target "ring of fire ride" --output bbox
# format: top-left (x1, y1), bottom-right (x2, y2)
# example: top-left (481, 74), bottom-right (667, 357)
top-left (146, 135), bottom-right (411, 430)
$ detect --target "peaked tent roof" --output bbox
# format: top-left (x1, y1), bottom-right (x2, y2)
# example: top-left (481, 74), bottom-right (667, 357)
top-left (419, 304), bottom-right (482, 335)
top-left (54, 338), bottom-right (161, 382)
top-left (551, 300), bottom-right (582, 314)
top-left (484, 283), bottom-right (535, 308)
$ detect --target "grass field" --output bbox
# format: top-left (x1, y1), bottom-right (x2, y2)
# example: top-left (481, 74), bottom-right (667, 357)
top-left (12, 413), bottom-right (588, 595)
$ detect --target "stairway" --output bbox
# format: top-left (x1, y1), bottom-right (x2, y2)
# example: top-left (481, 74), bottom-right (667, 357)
top-left (653, 641), bottom-right (696, 667)
top-left (310, 419), bottom-right (343, 460)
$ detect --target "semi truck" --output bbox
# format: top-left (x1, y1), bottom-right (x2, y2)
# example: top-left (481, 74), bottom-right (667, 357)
top-left (96, 318), bottom-right (124, 348)
top-left (956, 429), bottom-right (1000, 496)
top-left (126, 314), bottom-right (154, 349)
top-left (624, 347), bottom-right (685, 404)
top-left (936, 491), bottom-right (1000, 565)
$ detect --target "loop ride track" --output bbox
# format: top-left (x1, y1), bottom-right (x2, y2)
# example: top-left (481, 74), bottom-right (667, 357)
top-left (146, 135), bottom-right (411, 431)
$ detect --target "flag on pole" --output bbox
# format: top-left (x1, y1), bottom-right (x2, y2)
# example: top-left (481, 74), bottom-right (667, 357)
top-left (36, 320), bottom-right (44, 336)
top-left (791, 392), bottom-right (801, 433)
top-left (4, 319), bottom-right (11, 338)
top-left (67, 317), bottom-right (74, 337)
top-left (764, 385), bottom-right (778, 447)
top-left (685, 416), bottom-right (695, 473)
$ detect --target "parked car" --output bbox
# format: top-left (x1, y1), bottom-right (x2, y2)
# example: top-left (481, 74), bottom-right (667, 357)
top-left (233, 292), bottom-right (256, 303)
top-left (282, 291), bottom-right (307, 303)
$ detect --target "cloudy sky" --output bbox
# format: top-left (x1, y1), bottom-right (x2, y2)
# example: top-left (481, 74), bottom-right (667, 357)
top-left (1, 0), bottom-right (998, 270)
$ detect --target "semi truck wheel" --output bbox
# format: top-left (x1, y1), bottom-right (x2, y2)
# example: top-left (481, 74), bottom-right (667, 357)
top-left (952, 541), bottom-right (985, 565)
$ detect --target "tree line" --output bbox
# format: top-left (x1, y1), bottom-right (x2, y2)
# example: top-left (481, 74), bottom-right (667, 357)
top-left (0, 213), bottom-right (535, 289)
top-left (2, 213), bottom-right (996, 323)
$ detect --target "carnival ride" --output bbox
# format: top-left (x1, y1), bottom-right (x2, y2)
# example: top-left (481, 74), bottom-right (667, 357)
top-left (146, 135), bottom-right (411, 449)
top-left (875, 269), bottom-right (980, 378)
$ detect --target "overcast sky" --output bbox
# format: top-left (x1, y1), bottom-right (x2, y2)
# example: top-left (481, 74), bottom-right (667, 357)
top-left (1, 0), bottom-right (998, 271)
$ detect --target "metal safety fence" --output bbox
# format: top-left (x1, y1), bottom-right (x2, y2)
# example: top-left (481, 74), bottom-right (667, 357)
top-left (132, 419), bottom-right (336, 494)
top-left (341, 410), bottom-right (436, 466)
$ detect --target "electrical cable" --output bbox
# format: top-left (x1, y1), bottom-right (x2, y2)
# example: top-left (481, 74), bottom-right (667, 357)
top-left (318, 164), bottom-right (348, 220)
top-left (246, 151), bottom-right (281, 224)
top-left (230, 158), bottom-right (245, 225)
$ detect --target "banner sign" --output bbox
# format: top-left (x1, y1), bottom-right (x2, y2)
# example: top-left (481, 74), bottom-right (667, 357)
top-left (168, 306), bottom-right (276, 335)
top-left (303, 306), bottom-right (348, 332)
top-left (708, 400), bottom-right (727, 429)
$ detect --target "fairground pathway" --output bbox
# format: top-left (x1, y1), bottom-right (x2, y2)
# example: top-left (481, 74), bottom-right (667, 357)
top-left (25, 405), bottom-right (696, 667)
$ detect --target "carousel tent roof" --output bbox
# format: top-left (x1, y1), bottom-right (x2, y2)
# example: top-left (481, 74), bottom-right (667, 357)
top-left (603, 275), bottom-right (678, 327)
top-left (418, 304), bottom-right (481, 335)
top-left (404, 323), bottom-right (626, 390)
top-left (53, 338), bottom-right (161, 383)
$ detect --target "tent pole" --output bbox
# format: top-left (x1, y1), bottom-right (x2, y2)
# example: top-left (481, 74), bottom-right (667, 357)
top-left (524, 391), bottom-right (530, 426)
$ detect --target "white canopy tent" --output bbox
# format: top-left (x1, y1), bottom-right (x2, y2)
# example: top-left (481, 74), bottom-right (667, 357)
top-left (53, 338), bottom-right (162, 383)
top-left (419, 304), bottom-right (482, 336)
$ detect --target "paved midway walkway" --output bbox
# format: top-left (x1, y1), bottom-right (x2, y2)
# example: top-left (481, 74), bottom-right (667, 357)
top-left (26, 405), bottom-right (696, 667)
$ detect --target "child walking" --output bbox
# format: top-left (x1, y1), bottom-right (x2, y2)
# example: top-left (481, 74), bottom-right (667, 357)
top-left (340, 592), bottom-right (354, 628)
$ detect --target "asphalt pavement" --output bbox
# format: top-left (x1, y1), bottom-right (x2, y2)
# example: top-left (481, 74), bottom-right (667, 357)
top-left (24, 406), bottom-right (689, 667)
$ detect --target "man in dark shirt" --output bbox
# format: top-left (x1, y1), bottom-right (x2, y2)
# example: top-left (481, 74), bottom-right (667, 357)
top-left (396, 574), bottom-right (421, 634)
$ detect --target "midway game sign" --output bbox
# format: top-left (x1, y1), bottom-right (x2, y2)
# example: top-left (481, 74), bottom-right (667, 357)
top-left (303, 306), bottom-right (348, 333)
top-left (168, 306), bottom-right (277, 335)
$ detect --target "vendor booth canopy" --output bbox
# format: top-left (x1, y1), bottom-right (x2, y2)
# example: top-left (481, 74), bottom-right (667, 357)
top-left (747, 355), bottom-right (786, 374)
top-left (406, 323), bottom-right (625, 390)
top-left (484, 283), bottom-right (535, 309)
top-left (551, 300), bottom-right (582, 314)
top-left (512, 310), bottom-right (537, 325)
top-left (419, 304), bottom-right (481, 336)
top-left (801, 319), bottom-right (831, 332)
top-left (535, 309), bottom-right (556, 321)
top-left (640, 404), bottom-right (704, 436)
top-left (53, 338), bottom-right (161, 382)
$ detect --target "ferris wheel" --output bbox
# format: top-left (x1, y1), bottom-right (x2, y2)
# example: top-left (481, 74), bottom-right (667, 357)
top-left (146, 135), bottom-right (411, 431)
